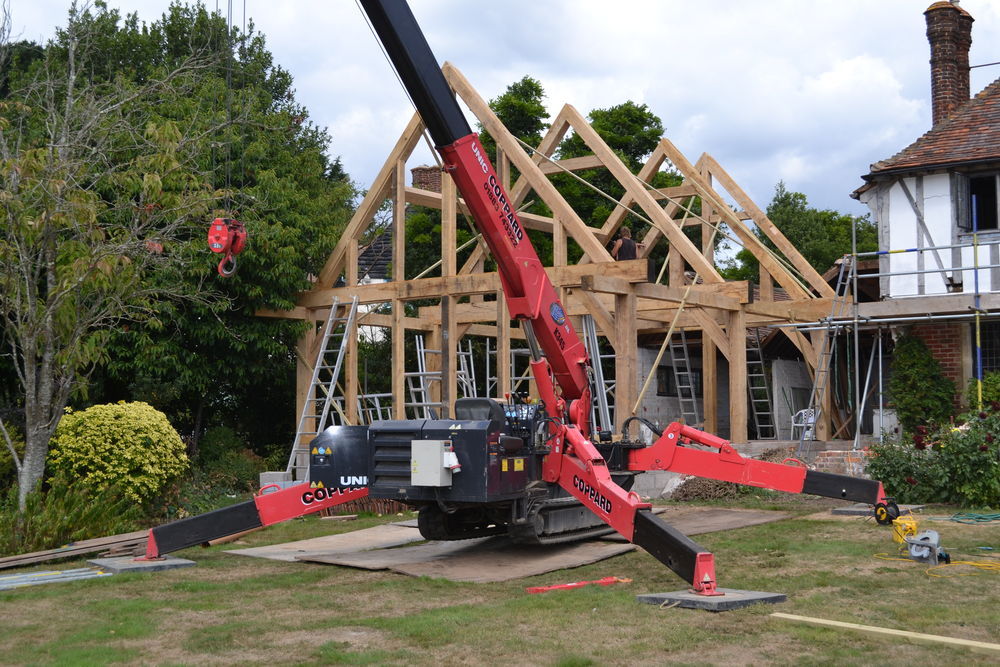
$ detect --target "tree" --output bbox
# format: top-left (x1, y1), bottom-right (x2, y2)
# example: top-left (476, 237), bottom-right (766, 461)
top-left (92, 3), bottom-right (354, 456)
top-left (0, 2), bottom-right (354, 505)
top-left (888, 334), bottom-right (955, 433)
top-left (0, 1), bottom-right (219, 507)
top-left (720, 181), bottom-right (877, 282)
top-left (478, 76), bottom-right (547, 164)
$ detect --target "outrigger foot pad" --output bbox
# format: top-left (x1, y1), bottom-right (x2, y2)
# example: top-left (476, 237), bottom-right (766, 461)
top-left (637, 588), bottom-right (787, 612)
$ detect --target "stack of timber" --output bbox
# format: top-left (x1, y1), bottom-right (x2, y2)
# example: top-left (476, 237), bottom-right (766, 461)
top-left (0, 530), bottom-right (147, 570)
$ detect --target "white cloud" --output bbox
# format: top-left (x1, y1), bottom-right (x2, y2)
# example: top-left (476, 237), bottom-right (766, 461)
top-left (10, 0), bottom-right (1000, 215)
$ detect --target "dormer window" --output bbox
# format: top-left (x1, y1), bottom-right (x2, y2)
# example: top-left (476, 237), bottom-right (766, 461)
top-left (968, 173), bottom-right (999, 232)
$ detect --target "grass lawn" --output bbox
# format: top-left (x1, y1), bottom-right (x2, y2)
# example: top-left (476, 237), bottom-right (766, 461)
top-left (1, 496), bottom-right (997, 665)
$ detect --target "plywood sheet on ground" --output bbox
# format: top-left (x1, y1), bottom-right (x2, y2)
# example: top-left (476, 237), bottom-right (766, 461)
top-left (224, 523), bottom-right (422, 562)
top-left (297, 507), bottom-right (790, 583)
top-left (301, 537), bottom-right (635, 583)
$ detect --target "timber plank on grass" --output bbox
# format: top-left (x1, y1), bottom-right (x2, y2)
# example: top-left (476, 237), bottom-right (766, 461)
top-left (0, 530), bottom-right (148, 571)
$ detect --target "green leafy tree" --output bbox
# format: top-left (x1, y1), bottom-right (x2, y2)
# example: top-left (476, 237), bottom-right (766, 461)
top-left (0, 2), bottom-right (353, 506)
top-left (0, 2), bottom-right (219, 508)
top-left (89, 4), bottom-right (354, 455)
top-left (478, 75), bottom-right (547, 164)
top-left (721, 181), bottom-right (877, 282)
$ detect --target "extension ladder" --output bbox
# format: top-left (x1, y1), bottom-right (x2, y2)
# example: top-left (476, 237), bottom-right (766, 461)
top-left (286, 296), bottom-right (359, 482)
top-left (747, 328), bottom-right (776, 439)
top-left (797, 256), bottom-right (855, 456)
top-left (582, 315), bottom-right (615, 435)
top-left (669, 330), bottom-right (700, 426)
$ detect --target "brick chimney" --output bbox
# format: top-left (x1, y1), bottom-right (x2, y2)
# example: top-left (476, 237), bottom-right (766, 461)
top-left (411, 165), bottom-right (442, 193)
top-left (925, 1), bottom-right (974, 125)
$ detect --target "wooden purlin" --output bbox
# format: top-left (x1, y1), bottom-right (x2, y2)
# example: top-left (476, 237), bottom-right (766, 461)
top-left (700, 154), bottom-right (836, 298)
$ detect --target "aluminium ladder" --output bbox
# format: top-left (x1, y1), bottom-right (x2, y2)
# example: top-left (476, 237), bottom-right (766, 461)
top-left (797, 256), bottom-right (856, 456)
top-left (746, 328), bottom-right (777, 439)
top-left (668, 330), bottom-right (700, 426)
top-left (286, 296), bottom-right (359, 482)
top-left (582, 315), bottom-right (615, 435)
top-left (405, 335), bottom-right (478, 419)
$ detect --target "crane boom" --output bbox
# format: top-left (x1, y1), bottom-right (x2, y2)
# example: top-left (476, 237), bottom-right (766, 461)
top-left (360, 0), bottom-right (590, 408)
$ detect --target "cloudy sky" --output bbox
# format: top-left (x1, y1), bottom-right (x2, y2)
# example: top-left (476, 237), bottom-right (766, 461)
top-left (10, 1), bottom-right (1000, 216)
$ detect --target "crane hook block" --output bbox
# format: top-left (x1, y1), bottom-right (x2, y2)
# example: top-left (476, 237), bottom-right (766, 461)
top-left (207, 217), bottom-right (247, 277)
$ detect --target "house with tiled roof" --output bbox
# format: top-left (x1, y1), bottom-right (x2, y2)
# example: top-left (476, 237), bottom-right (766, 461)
top-left (853, 0), bottom-right (1000, 395)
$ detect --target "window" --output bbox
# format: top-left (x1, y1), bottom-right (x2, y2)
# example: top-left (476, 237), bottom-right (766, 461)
top-left (982, 321), bottom-right (1000, 373)
top-left (656, 366), bottom-right (703, 397)
top-left (965, 173), bottom-right (999, 232)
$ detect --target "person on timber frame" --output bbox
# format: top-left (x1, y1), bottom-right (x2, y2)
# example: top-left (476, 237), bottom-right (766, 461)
top-left (611, 226), bottom-right (637, 260)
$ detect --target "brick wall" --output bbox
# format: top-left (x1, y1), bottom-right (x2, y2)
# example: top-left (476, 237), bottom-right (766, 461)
top-left (909, 323), bottom-right (964, 391)
top-left (411, 165), bottom-right (442, 193)
top-left (812, 450), bottom-right (869, 478)
top-left (925, 1), bottom-right (973, 125)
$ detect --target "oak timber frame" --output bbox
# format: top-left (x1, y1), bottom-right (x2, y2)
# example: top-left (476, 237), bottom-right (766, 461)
top-left (259, 65), bottom-right (842, 443)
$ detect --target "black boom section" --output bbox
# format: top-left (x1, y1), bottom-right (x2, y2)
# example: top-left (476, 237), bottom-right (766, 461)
top-left (150, 500), bottom-right (262, 555)
top-left (802, 470), bottom-right (882, 504)
top-left (359, 0), bottom-right (472, 147)
top-left (632, 510), bottom-right (708, 585)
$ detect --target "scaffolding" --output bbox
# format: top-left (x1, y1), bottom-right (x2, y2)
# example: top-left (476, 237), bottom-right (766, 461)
top-left (782, 226), bottom-right (998, 454)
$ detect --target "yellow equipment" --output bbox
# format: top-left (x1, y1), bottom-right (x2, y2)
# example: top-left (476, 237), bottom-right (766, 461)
top-left (891, 515), bottom-right (919, 544)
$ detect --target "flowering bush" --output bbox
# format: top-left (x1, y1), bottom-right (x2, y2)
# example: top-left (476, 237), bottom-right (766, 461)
top-left (867, 405), bottom-right (1000, 507)
top-left (48, 402), bottom-right (189, 504)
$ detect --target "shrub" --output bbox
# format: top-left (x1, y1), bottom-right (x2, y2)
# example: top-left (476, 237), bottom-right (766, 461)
top-left (966, 370), bottom-right (1000, 410)
top-left (167, 448), bottom-right (267, 517)
top-left (0, 483), bottom-right (140, 557)
top-left (887, 334), bottom-right (955, 433)
top-left (867, 405), bottom-right (1000, 507)
top-left (48, 402), bottom-right (189, 504)
top-left (0, 425), bottom-right (25, 492)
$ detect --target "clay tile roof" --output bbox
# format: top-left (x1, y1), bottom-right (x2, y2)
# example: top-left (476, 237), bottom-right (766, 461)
top-left (865, 77), bottom-right (1000, 177)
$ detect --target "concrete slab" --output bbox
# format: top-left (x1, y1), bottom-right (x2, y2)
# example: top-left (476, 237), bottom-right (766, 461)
top-left (302, 536), bottom-right (635, 583)
top-left (831, 503), bottom-right (924, 517)
top-left (637, 588), bottom-right (786, 612)
top-left (224, 523), bottom-right (422, 562)
top-left (88, 555), bottom-right (196, 574)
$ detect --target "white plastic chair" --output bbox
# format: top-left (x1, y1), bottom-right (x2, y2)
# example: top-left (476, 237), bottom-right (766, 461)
top-left (791, 408), bottom-right (815, 440)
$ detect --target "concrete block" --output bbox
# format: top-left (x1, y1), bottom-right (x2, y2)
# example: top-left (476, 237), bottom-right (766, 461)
top-left (88, 555), bottom-right (196, 574)
top-left (637, 588), bottom-right (786, 612)
top-left (259, 470), bottom-right (292, 487)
